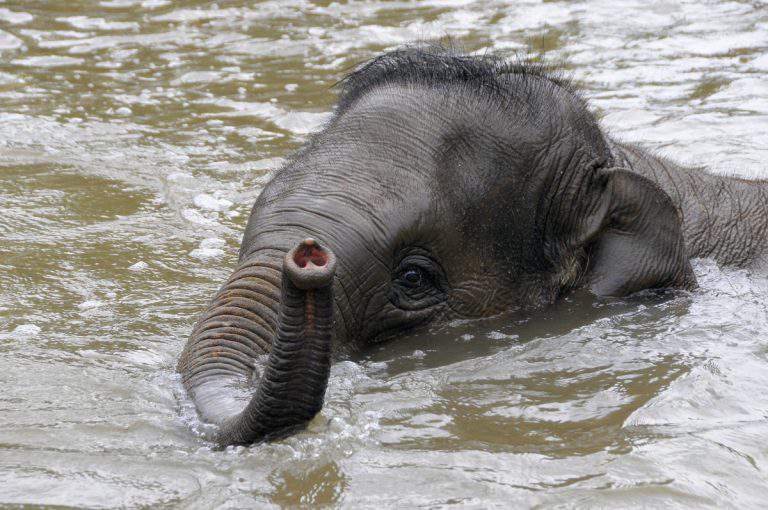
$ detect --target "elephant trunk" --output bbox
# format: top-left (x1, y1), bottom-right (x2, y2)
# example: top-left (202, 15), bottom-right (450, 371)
top-left (178, 239), bottom-right (336, 446)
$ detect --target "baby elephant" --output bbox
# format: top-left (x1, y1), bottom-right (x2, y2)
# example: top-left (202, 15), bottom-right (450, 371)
top-left (178, 45), bottom-right (768, 446)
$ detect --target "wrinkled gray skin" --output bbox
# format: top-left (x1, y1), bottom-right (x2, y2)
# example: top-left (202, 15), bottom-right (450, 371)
top-left (178, 46), bottom-right (768, 446)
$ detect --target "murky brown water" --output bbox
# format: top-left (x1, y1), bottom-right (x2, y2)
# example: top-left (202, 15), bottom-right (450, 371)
top-left (1, 1), bottom-right (767, 508)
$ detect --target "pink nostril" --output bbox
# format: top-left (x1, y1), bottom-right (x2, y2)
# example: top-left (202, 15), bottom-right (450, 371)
top-left (285, 238), bottom-right (336, 290)
top-left (292, 239), bottom-right (328, 269)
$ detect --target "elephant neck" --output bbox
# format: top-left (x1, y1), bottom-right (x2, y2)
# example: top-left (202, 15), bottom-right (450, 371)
top-left (610, 139), bottom-right (768, 267)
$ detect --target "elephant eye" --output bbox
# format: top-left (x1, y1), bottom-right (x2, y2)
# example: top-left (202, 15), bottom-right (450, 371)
top-left (390, 252), bottom-right (447, 311)
top-left (402, 267), bottom-right (423, 287)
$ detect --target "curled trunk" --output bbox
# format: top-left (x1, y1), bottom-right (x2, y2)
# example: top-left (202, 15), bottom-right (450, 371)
top-left (178, 239), bottom-right (336, 445)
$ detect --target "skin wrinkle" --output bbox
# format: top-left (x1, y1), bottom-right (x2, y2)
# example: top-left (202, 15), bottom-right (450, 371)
top-left (185, 361), bottom-right (251, 383)
top-left (191, 368), bottom-right (249, 383)
top-left (334, 273), bottom-right (356, 330)
top-left (212, 283), bottom-right (280, 306)
top-left (358, 284), bottom-right (392, 336)
top-left (448, 284), bottom-right (488, 317)
top-left (191, 316), bottom-right (273, 344)
top-left (754, 187), bottom-right (768, 254)
top-left (727, 185), bottom-right (750, 265)
top-left (187, 349), bottom-right (254, 372)
top-left (215, 290), bottom-right (280, 317)
top-left (541, 144), bottom-right (588, 249)
top-left (706, 180), bottom-right (731, 260)
top-left (272, 204), bottom-right (392, 274)
top-left (197, 295), bottom-right (276, 325)
top-left (226, 268), bottom-right (281, 290)
top-left (542, 155), bottom-right (571, 240)
top-left (198, 304), bottom-right (275, 337)
top-left (191, 318), bottom-right (273, 347)
top-left (729, 183), bottom-right (751, 265)
top-left (354, 272), bottom-right (390, 332)
top-left (339, 103), bottom-right (436, 175)
top-left (238, 247), bottom-right (287, 265)
top-left (332, 292), bottom-right (352, 347)
top-left (184, 338), bottom-right (265, 377)
top-left (317, 190), bottom-right (391, 237)
top-left (189, 322), bottom-right (272, 355)
top-left (336, 266), bottom-right (360, 345)
top-left (656, 154), bottom-right (686, 222)
top-left (552, 152), bottom-right (590, 237)
top-left (185, 357), bottom-right (252, 378)
top-left (680, 170), bottom-right (710, 254)
top-left (190, 310), bottom-right (274, 342)
top-left (553, 163), bottom-right (593, 265)
top-left (191, 330), bottom-right (270, 358)
top-left (447, 277), bottom-right (529, 318)
top-left (255, 161), bottom-right (404, 239)
top-left (227, 264), bottom-right (282, 281)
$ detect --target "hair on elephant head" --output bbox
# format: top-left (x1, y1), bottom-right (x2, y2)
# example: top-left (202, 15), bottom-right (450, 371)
top-left (178, 44), bottom-right (697, 446)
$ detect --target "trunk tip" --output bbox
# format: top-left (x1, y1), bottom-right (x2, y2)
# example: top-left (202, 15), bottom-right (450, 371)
top-left (285, 238), bottom-right (337, 289)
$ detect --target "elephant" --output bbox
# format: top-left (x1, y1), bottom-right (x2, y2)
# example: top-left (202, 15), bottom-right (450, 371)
top-left (178, 45), bottom-right (768, 446)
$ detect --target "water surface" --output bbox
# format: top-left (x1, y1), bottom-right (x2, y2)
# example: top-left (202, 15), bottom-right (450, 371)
top-left (1, 1), bottom-right (767, 507)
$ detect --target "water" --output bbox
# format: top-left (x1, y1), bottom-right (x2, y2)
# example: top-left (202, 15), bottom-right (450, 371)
top-left (1, 1), bottom-right (767, 507)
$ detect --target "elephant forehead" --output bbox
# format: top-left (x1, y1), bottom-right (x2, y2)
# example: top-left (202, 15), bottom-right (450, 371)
top-left (259, 95), bottom-right (535, 250)
top-left (334, 89), bottom-right (533, 212)
top-left (290, 85), bottom-right (524, 202)
top-left (335, 83), bottom-right (506, 155)
top-left (330, 85), bottom-right (584, 200)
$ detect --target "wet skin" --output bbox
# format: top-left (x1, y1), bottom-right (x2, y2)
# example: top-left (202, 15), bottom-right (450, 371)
top-left (178, 46), bottom-right (768, 446)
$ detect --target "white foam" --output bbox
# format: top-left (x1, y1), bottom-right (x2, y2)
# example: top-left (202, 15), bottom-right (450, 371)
top-left (12, 324), bottom-right (41, 337)
top-left (0, 30), bottom-right (23, 51)
top-left (193, 193), bottom-right (232, 212)
top-left (199, 237), bottom-right (225, 250)
top-left (166, 171), bottom-right (194, 183)
top-left (12, 56), bottom-right (85, 68)
top-left (142, 0), bottom-right (170, 7)
top-left (173, 71), bottom-right (223, 85)
top-left (181, 208), bottom-right (216, 226)
top-left (190, 248), bottom-right (224, 260)
top-left (57, 16), bottom-right (140, 31)
top-left (272, 111), bottom-right (330, 135)
top-left (128, 261), bottom-right (149, 271)
top-left (487, 331), bottom-right (519, 341)
top-left (78, 300), bottom-right (104, 310)
top-left (0, 8), bottom-right (34, 25)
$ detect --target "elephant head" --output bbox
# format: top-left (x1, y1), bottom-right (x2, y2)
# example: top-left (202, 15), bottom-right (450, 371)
top-left (178, 46), bottom-right (695, 446)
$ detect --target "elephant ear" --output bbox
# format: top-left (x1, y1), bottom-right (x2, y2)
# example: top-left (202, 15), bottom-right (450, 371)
top-left (578, 168), bottom-right (696, 296)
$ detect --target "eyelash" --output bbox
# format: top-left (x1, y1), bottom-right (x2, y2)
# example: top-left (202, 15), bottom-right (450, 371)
top-left (401, 267), bottom-right (423, 286)
top-left (395, 256), bottom-right (439, 290)
top-left (389, 252), bottom-right (447, 310)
